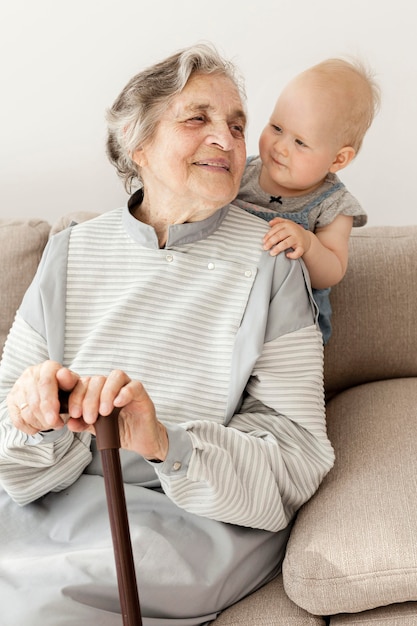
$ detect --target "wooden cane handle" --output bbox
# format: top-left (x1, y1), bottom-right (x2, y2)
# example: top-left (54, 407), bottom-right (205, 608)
top-left (58, 389), bottom-right (121, 450)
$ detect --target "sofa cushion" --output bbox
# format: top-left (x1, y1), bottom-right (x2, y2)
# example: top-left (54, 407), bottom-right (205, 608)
top-left (213, 574), bottom-right (326, 625)
top-left (330, 601), bottom-right (417, 625)
top-left (282, 378), bottom-right (417, 615)
top-left (0, 219), bottom-right (50, 355)
top-left (324, 226), bottom-right (417, 397)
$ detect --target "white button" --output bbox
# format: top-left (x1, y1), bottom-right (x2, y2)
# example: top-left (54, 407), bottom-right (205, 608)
top-left (207, 262), bottom-right (215, 270)
top-left (172, 461), bottom-right (182, 471)
top-left (244, 269), bottom-right (253, 278)
top-left (166, 254), bottom-right (174, 263)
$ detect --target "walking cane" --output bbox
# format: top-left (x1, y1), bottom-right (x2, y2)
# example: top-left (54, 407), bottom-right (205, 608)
top-left (59, 391), bottom-right (142, 625)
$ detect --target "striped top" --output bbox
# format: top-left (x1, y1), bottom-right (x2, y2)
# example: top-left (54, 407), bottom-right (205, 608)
top-left (0, 202), bottom-right (334, 531)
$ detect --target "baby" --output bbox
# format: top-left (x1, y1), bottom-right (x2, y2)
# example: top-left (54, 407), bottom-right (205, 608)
top-left (235, 58), bottom-right (380, 342)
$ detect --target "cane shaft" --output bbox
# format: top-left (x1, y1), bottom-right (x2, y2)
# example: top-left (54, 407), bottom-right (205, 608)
top-left (99, 444), bottom-right (142, 626)
top-left (59, 391), bottom-right (142, 625)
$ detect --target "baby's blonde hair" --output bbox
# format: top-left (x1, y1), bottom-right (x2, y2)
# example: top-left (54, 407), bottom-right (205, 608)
top-left (302, 58), bottom-right (381, 153)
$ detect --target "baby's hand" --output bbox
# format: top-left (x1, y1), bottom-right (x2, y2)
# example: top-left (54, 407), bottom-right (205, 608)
top-left (263, 217), bottom-right (311, 258)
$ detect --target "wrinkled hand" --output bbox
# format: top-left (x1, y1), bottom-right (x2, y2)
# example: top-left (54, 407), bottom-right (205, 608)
top-left (263, 217), bottom-right (312, 259)
top-left (8, 360), bottom-right (80, 434)
top-left (67, 369), bottom-right (168, 461)
top-left (7, 361), bottom-right (168, 462)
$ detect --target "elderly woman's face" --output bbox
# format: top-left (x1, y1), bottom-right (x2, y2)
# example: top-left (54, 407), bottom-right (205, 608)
top-left (133, 72), bottom-right (247, 219)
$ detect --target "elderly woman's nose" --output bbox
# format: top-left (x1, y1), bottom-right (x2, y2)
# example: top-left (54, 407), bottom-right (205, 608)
top-left (206, 121), bottom-right (235, 150)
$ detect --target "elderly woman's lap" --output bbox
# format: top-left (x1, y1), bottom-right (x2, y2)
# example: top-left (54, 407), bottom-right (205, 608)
top-left (0, 476), bottom-right (288, 625)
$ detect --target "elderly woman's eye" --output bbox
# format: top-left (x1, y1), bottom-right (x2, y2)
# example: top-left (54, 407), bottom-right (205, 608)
top-left (230, 124), bottom-right (245, 137)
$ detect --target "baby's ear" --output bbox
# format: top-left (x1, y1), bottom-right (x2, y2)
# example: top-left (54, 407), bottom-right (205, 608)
top-left (329, 146), bottom-right (356, 173)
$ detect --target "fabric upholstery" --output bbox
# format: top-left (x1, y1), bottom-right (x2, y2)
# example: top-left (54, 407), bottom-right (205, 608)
top-left (212, 574), bottom-right (326, 625)
top-left (330, 601), bottom-right (417, 625)
top-left (283, 378), bottom-right (417, 615)
top-left (0, 219), bottom-right (50, 354)
top-left (324, 226), bottom-right (417, 396)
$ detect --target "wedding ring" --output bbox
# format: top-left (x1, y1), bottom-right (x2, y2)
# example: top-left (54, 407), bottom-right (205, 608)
top-left (19, 402), bottom-right (29, 411)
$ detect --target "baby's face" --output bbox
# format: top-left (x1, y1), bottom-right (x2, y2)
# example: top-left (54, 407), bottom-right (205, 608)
top-left (258, 76), bottom-right (344, 196)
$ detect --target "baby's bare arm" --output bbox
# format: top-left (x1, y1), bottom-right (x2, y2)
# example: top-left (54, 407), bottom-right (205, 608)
top-left (263, 214), bottom-right (353, 289)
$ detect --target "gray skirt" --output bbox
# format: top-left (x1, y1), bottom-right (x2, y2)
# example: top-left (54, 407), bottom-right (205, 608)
top-left (0, 446), bottom-right (290, 626)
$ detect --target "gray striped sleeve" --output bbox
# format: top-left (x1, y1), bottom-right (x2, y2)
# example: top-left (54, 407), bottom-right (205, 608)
top-left (0, 315), bottom-right (92, 505)
top-left (157, 325), bottom-right (334, 531)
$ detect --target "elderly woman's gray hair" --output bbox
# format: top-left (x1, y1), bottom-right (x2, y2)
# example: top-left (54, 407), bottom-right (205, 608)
top-left (106, 43), bottom-right (247, 193)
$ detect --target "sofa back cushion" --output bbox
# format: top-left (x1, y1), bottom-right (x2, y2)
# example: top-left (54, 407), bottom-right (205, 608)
top-left (0, 219), bottom-right (51, 355)
top-left (324, 225), bottom-right (417, 397)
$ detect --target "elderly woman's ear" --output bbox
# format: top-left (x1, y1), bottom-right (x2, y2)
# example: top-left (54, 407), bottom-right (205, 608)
top-left (132, 148), bottom-right (146, 168)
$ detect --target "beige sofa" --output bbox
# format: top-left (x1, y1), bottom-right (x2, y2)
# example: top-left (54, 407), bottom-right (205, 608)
top-left (1, 216), bottom-right (417, 625)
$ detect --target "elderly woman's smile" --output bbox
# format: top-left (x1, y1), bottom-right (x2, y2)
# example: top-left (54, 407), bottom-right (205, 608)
top-left (192, 158), bottom-right (231, 171)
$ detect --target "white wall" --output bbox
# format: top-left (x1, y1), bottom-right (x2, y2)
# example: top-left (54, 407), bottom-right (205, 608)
top-left (1, 0), bottom-right (415, 226)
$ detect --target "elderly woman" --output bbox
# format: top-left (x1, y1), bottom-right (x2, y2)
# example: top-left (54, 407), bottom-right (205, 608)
top-left (0, 44), bottom-right (334, 625)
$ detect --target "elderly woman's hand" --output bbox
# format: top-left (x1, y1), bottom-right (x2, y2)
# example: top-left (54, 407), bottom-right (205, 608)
top-left (7, 360), bottom-right (81, 435)
top-left (64, 369), bottom-right (169, 462)
top-left (8, 362), bottom-right (168, 462)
